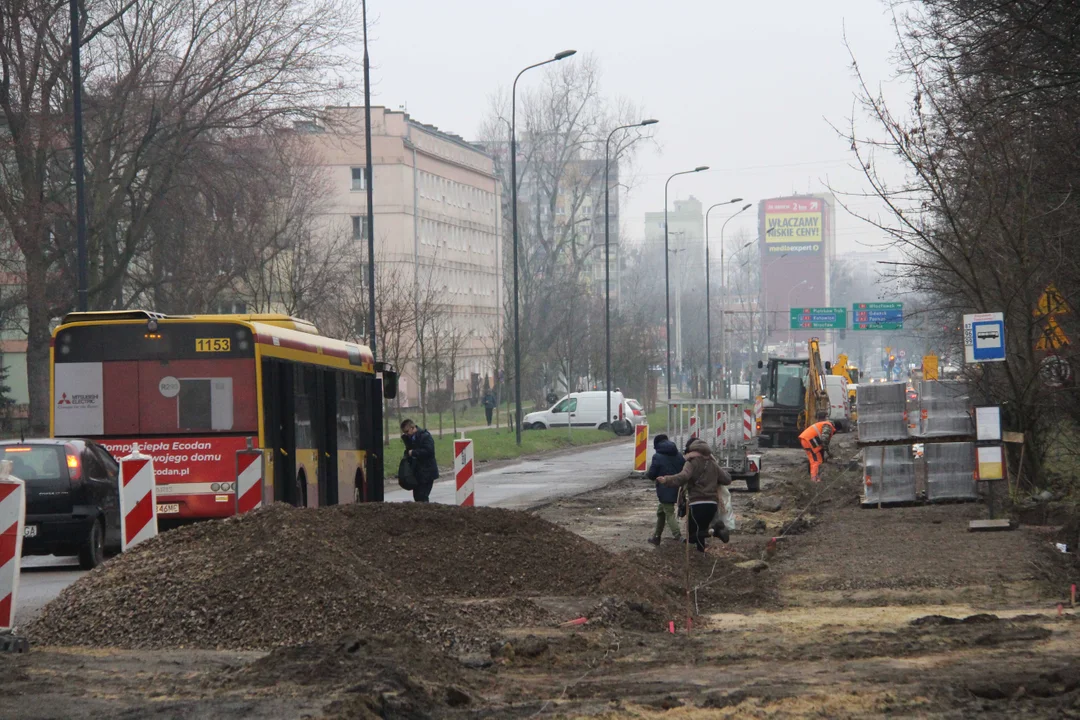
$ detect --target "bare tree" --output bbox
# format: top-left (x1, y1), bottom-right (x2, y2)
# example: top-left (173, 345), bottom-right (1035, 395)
top-left (838, 1), bottom-right (1080, 485)
top-left (0, 0), bottom-right (357, 431)
top-left (478, 55), bottom-right (656, 407)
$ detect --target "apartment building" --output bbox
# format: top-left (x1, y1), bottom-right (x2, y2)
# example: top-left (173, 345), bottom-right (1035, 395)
top-left (297, 107), bottom-right (503, 406)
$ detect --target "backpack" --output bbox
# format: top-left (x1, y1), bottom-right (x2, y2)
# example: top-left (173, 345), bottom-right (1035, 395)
top-left (397, 455), bottom-right (418, 491)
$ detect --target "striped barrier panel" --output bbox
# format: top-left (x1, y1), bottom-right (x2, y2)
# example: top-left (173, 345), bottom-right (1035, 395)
top-left (634, 424), bottom-right (648, 472)
top-left (454, 439), bottom-right (475, 507)
top-left (0, 462), bottom-right (24, 632)
top-left (119, 445), bottom-right (159, 552)
top-left (235, 450), bottom-right (264, 515)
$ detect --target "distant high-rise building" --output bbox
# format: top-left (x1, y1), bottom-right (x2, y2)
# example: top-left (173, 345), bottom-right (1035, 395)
top-left (757, 194), bottom-right (837, 351)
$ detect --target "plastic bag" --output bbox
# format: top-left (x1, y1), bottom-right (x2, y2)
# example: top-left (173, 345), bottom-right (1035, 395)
top-left (717, 485), bottom-right (737, 531)
top-left (397, 455), bottom-right (418, 491)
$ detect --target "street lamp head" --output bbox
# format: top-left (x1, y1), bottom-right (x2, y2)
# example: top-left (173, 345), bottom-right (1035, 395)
top-left (554, 50), bottom-right (577, 60)
top-left (694, 165), bottom-right (709, 172)
top-left (741, 203), bottom-right (752, 211)
top-left (640, 118), bottom-right (659, 126)
top-left (731, 198), bottom-right (743, 203)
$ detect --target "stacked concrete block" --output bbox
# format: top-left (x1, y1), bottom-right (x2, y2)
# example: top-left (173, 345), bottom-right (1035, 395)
top-left (924, 442), bottom-right (977, 502)
top-left (862, 445), bottom-right (917, 505)
top-left (917, 381), bottom-right (973, 438)
top-left (856, 382), bottom-right (909, 442)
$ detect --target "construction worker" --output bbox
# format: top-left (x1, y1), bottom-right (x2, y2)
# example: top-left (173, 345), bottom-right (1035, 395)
top-left (799, 420), bottom-right (835, 482)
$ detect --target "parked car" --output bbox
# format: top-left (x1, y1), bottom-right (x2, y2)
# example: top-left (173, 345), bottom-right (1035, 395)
top-left (1, 439), bottom-right (121, 569)
top-left (624, 398), bottom-right (647, 427)
top-left (825, 375), bottom-right (852, 432)
top-left (523, 391), bottom-right (630, 433)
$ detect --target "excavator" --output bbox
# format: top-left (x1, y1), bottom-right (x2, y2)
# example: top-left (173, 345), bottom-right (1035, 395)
top-left (757, 337), bottom-right (831, 447)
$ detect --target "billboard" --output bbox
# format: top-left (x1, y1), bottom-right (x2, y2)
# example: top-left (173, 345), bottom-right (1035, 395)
top-left (763, 197), bottom-right (824, 255)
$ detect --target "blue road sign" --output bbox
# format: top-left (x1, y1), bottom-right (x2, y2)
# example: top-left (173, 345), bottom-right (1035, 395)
top-left (964, 312), bottom-right (1006, 363)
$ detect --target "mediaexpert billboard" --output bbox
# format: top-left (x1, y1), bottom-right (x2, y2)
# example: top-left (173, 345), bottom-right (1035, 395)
top-left (763, 197), bottom-right (823, 255)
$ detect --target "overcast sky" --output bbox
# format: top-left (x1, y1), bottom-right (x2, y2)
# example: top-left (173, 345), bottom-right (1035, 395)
top-left (356, 0), bottom-right (910, 253)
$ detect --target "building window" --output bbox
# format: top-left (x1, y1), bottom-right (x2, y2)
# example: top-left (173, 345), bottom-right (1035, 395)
top-left (351, 167), bottom-right (366, 191)
top-left (352, 215), bottom-right (367, 240)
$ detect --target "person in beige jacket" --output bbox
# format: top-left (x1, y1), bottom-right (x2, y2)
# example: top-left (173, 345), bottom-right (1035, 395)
top-left (657, 439), bottom-right (732, 551)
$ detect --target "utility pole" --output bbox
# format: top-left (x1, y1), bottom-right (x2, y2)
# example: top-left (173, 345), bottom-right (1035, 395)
top-left (362, 0), bottom-right (376, 357)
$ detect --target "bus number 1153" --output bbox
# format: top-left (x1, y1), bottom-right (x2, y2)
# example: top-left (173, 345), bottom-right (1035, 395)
top-left (195, 338), bottom-right (231, 352)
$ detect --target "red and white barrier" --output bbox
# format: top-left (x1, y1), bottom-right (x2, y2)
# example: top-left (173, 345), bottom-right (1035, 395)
top-left (689, 415), bottom-right (698, 440)
top-left (0, 462), bottom-right (25, 631)
top-left (119, 444), bottom-right (158, 552)
top-left (754, 396), bottom-right (764, 436)
top-left (743, 409), bottom-right (753, 442)
top-left (716, 411), bottom-right (728, 449)
top-left (235, 450), bottom-right (264, 515)
top-left (634, 424), bottom-right (648, 472)
top-left (454, 438), bottom-right (475, 507)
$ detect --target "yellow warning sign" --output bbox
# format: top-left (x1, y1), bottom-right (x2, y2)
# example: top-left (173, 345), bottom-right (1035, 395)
top-left (1034, 283), bottom-right (1071, 318)
top-left (1036, 315), bottom-right (1071, 351)
top-left (923, 354), bottom-right (939, 380)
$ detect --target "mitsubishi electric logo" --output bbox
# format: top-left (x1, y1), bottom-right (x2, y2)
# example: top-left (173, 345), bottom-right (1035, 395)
top-left (58, 391), bottom-right (99, 407)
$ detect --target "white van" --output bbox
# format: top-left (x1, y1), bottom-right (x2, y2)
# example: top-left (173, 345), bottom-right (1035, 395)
top-left (825, 375), bottom-right (852, 432)
top-left (523, 391), bottom-right (628, 433)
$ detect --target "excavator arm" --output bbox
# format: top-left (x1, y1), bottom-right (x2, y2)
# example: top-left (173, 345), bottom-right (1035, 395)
top-left (804, 338), bottom-right (831, 426)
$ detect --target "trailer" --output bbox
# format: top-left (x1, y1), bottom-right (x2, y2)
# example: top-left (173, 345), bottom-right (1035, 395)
top-left (667, 399), bottom-right (762, 492)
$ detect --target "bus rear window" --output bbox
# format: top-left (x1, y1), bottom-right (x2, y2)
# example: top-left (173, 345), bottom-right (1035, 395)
top-left (54, 359), bottom-right (257, 437)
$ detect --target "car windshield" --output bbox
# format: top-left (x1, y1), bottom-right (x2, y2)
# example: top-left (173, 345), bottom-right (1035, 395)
top-left (628, 400), bottom-right (643, 411)
top-left (0, 446), bottom-right (64, 481)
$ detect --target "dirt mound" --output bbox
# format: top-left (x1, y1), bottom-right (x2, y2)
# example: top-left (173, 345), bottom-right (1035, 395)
top-left (226, 632), bottom-right (483, 719)
top-left (29, 503), bottom-right (679, 651)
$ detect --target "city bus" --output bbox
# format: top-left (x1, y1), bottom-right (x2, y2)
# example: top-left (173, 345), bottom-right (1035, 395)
top-left (50, 310), bottom-right (395, 522)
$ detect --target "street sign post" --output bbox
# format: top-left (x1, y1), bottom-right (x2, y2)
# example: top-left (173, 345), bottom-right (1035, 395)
top-left (789, 307), bottom-right (846, 330)
top-left (852, 302), bottom-right (903, 330)
top-left (964, 312), bottom-right (1006, 363)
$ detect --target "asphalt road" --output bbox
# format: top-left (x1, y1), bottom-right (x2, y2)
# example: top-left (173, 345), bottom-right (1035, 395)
top-left (384, 440), bottom-right (636, 509)
top-left (14, 440), bottom-right (636, 628)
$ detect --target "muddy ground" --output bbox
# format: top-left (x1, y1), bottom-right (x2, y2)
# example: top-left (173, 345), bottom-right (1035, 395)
top-left (3, 432), bottom-right (1080, 719)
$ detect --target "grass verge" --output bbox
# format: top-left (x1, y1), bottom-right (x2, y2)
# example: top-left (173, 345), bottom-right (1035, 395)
top-left (386, 425), bottom-right (624, 472)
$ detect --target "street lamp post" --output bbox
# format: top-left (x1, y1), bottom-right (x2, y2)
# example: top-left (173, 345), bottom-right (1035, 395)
top-left (605, 118), bottom-right (657, 432)
top-left (704, 199), bottom-right (744, 399)
top-left (69, 0), bottom-right (88, 311)
top-left (721, 234), bottom-right (754, 395)
top-left (511, 49), bottom-right (577, 446)
top-left (664, 166), bottom-right (709, 401)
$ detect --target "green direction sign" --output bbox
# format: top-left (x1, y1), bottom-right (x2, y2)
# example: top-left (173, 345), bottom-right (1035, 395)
top-left (852, 302), bottom-right (903, 330)
top-left (790, 307), bottom-right (847, 330)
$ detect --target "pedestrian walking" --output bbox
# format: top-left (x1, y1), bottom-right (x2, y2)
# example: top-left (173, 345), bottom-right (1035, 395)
top-left (645, 434), bottom-right (684, 545)
top-left (482, 389), bottom-right (497, 426)
top-left (799, 420), bottom-right (835, 482)
top-left (658, 439), bottom-right (731, 552)
top-left (400, 419), bottom-right (439, 502)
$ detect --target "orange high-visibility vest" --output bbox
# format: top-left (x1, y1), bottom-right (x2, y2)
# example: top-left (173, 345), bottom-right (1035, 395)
top-left (799, 421), bottom-right (835, 443)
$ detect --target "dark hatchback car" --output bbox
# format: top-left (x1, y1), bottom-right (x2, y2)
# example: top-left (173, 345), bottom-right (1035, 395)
top-left (0, 439), bottom-right (121, 569)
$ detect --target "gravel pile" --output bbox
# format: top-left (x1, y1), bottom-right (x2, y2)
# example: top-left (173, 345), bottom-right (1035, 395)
top-left (29, 502), bottom-right (678, 651)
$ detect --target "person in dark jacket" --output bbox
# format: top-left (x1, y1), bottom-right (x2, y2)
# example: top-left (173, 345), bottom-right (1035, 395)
top-left (645, 434), bottom-right (685, 545)
top-left (659, 439), bottom-right (731, 552)
top-left (401, 419), bottom-right (439, 502)
top-left (482, 390), bottom-right (497, 426)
